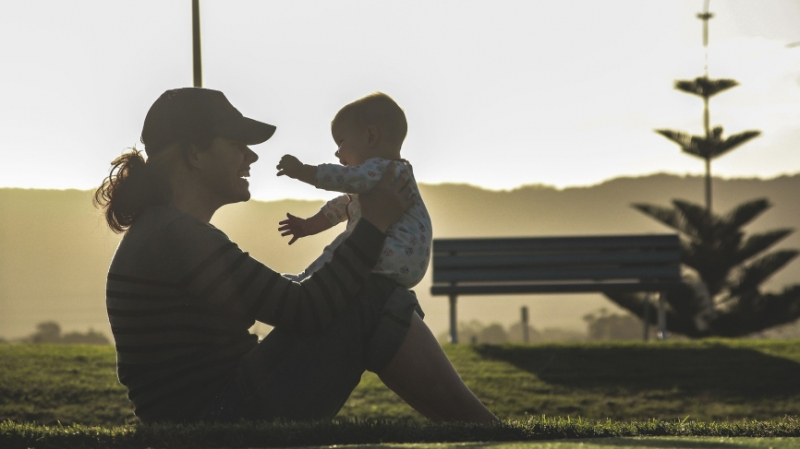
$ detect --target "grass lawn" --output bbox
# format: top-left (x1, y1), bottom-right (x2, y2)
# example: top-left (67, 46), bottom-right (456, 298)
top-left (3, 340), bottom-right (800, 448)
top-left (3, 418), bottom-right (800, 448)
top-left (343, 339), bottom-right (800, 423)
top-left (3, 340), bottom-right (800, 425)
top-left (306, 439), bottom-right (800, 449)
top-left (305, 439), bottom-right (800, 448)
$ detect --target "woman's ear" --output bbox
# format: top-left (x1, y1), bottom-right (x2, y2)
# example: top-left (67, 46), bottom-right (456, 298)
top-left (183, 143), bottom-right (204, 170)
top-left (366, 125), bottom-right (380, 147)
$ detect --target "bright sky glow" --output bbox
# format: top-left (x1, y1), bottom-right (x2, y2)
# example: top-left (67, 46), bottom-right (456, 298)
top-left (1, 0), bottom-right (799, 201)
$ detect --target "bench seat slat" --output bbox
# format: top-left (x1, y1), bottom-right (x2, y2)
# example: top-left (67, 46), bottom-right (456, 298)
top-left (433, 234), bottom-right (680, 253)
top-left (433, 251), bottom-right (679, 269)
top-left (431, 281), bottom-right (686, 295)
top-left (433, 265), bottom-right (681, 283)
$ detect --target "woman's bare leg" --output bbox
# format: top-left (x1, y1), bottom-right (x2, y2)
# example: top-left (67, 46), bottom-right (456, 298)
top-left (377, 312), bottom-right (499, 423)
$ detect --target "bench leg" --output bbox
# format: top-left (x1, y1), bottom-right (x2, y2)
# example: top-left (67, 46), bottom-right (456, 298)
top-left (449, 295), bottom-right (458, 344)
top-left (657, 292), bottom-right (668, 340)
top-left (642, 294), bottom-right (650, 342)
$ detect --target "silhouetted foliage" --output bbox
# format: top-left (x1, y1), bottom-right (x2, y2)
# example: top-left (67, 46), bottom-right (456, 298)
top-left (605, 199), bottom-right (800, 338)
top-left (623, 16), bottom-right (800, 337)
top-left (436, 320), bottom-right (586, 344)
top-left (583, 308), bottom-right (649, 341)
top-left (674, 76), bottom-right (738, 98)
top-left (655, 127), bottom-right (761, 161)
top-left (656, 41), bottom-right (760, 213)
top-left (23, 321), bottom-right (110, 345)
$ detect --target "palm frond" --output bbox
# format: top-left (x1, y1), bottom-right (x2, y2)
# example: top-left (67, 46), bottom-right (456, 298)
top-left (654, 129), bottom-right (692, 147)
top-left (654, 129), bottom-right (695, 154)
top-left (672, 200), bottom-right (715, 240)
top-left (729, 250), bottom-right (800, 296)
top-left (734, 229), bottom-right (795, 265)
top-left (674, 77), bottom-right (739, 98)
top-left (708, 286), bottom-right (800, 336)
top-left (709, 130), bottom-right (761, 159)
top-left (719, 199), bottom-right (771, 235)
top-left (631, 203), bottom-right (691, 236)
top-left (655, 129), bottom-right (722, 160)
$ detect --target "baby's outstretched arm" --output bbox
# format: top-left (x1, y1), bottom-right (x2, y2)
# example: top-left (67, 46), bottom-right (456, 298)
top-left (278, 212), bottom-right (333, 245)
top-left (276, 154), bottom-right (317, 186)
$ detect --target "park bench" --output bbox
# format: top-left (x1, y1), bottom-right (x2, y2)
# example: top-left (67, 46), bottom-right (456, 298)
top-left (430, 234), bottom-right (684, 343)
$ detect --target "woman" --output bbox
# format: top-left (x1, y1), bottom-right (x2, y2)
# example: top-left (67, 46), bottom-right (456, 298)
top-left (95, 87), bottom-right (497, 423)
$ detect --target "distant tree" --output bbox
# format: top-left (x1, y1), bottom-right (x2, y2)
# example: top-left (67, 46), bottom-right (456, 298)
top-left (604, 198), bottom-right (800, 337)
top-left (656, 105), bottom-right (759, 213)
top-left (437, 320), bottom-right (584, 344)
top-left (655, 3), bottom-right (760, 213)
top-left (30, 321), bottom-right (62, 343)
top-left (535, 328), bottom-right (585, 342)
top-left (61, 329), bottom-right (110, 345)
top-left (437, 320), bottom-right (485, 345)
top-left (507, 322), bottom-right (540, 343)
top-left (24, 321), bottom-right (110, 345)
top-left (478, 323), bottom-right (509, 344)
top-left (611, 4), bottom-right (800, 337)
top-left (583, 308), bottom-right (648, 341)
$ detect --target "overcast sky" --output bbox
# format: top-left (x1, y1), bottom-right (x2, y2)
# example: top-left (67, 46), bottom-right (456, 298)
top-left (2, 0), bottom-right (799, 201)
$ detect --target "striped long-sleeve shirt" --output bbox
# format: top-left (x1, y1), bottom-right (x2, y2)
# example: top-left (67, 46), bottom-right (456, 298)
top-left (106, 205), bottom-right (385, 422)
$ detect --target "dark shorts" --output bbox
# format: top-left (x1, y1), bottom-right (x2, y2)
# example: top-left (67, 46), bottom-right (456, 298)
top-left (202, 274), bottom-right (423, 422)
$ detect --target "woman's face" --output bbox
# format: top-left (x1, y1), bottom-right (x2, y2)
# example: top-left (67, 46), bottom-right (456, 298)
top-left (196, 137), bottom-right (259, 206)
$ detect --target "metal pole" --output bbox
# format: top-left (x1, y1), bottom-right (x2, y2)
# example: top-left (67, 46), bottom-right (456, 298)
top-left (657, 293), bottom-right (668, 340)
top-left (449, 294), bottom-right (458, 344)
top-left (521, 306), bottom-right (529, 343)
top-left (642, 294), bottom-right (650, 342)
top-left (192, 0), bottom-right (203, 87)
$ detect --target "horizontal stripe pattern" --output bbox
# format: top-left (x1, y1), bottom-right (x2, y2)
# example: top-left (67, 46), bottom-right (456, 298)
top-left (107, 207), bottom-right (385, 422)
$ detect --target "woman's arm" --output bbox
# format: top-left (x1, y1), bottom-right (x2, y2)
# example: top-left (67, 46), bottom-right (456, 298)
top-left (171, 163), bottom-right (415, 334)
top-left (171, 217), bottom-right (385, 334)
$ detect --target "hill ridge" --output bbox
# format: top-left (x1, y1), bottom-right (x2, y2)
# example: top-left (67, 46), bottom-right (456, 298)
top-left (3, 172), bottom-right (800, 340)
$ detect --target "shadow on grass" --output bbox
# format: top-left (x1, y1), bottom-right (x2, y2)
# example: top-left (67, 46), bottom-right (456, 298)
top-left (473, 344), bottom-right (800, 399)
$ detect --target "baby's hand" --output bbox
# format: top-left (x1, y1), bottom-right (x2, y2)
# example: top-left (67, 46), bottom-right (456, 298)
top-left (277, 155), bottom-right (304, 179)
top-left (278, 213), bottom-right (310, 245)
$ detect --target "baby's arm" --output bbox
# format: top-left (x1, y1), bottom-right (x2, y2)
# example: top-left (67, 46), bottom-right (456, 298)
top-left (278, 195), bottom-right (350, 245)
top-left (278, 212), bottom-right (332, 245)
top-left (317, 159), bottom-right (396, 194)
top-left (276, 154), bottom-right (317, 186)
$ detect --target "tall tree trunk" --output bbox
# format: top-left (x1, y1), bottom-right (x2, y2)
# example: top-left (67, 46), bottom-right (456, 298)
top-left (705, 157), bottom-right (712, 213)
top-left (703, 95), bottom-right (711, 213)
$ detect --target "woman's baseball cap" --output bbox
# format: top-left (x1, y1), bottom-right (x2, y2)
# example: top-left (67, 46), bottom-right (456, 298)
top-left (141, 87), bottom-right (276, 156)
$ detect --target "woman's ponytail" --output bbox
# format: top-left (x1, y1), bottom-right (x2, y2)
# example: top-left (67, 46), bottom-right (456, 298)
top-left (93, 148), bottom-right (171, 233)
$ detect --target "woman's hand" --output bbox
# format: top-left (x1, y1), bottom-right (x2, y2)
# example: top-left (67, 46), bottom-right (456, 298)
top-left (359, 162), bottom-right (417, 232)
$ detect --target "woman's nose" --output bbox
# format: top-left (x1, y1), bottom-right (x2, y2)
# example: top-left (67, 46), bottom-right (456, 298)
top-left (246, 147), bottom-right (259, 163)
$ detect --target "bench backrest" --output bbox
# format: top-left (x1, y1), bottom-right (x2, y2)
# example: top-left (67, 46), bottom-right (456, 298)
top-left (430, 234), bottom-right (682, 295)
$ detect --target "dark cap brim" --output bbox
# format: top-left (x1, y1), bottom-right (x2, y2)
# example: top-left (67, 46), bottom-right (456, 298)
top-left (216, 117), bottom-right (276, 145)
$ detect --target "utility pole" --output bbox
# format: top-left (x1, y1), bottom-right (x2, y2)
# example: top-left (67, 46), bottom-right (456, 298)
top-left (521, 306), bottom-right (529, 343)
top-left (192, 0), bottom-right (202, 87)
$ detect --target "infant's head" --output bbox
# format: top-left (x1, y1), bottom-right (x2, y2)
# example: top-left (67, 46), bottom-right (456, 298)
top-left (331, 92), bottom-right (407, 166)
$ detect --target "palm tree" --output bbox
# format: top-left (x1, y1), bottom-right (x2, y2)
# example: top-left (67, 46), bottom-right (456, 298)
top-left (655, 2), bottom-right (761, 213)
top-left (655, 77), bottom-right (760, 213)
top-left (604, 199), bottom-right (800, 337)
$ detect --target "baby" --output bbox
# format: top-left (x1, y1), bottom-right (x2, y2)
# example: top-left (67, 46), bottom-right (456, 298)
top-left (276, 92), bottom-right (432, 288)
